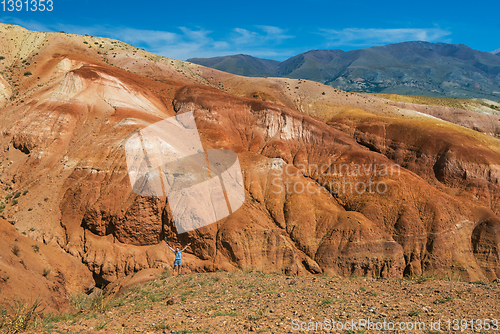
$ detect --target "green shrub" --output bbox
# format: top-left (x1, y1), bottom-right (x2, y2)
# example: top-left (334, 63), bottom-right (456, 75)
top-left (69, 293), bottom-right (90, 312)
top-left (95, 321), bottom-right (110, 330)
top-left (89, 290), bottom-right (108, 313)
top-left (11, 245), bottom-right (20, 256)
top-left (23, 71), bottom-right (32, 76)
top-left (408, 309), bottom-right (421, 317)
top-left (12, 199), bottom-right (18, 205)
top-left (436, 296), bottom-right (452, 303)
top-left (69, 290), bottom-right (109, 313)
top-left (0, 56), bottom-right (5, 60)
top-left (13, 192), bottom-right (21, 199)
top-left (0, 298), bottom-right (42, 333)
top-left (212, 311), bottom-right (238, 317)
top-left (319, 298), bottom-right (336, 306)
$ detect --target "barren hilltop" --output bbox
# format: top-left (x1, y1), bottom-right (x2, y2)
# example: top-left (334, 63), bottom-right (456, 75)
top-left (0, 23), bottom-right (499, 332)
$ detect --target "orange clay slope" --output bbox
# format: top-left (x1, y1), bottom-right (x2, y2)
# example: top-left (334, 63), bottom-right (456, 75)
top-left (0, 23), bottom-right (499, 312)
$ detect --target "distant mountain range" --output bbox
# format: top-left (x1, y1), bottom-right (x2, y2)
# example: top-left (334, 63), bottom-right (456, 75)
top-left (187, 54), bottom-right (280, 77)
top-left (188, 41), bottom-right (500, 101)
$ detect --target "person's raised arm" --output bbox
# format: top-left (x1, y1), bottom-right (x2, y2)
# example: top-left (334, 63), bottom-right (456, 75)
top-left (182, 243), bottom-right (192, 251)
top-left (164, 238), bottom-right (175, 253)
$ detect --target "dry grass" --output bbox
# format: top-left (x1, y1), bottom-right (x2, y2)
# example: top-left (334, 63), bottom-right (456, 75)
top-left (371, 93), bottom-right (473, 109)
top-left (13, 271), bottom-right (500, 334)
top-left (0, 299), bottom-right (42, 334)
top-left (68, 290), bottom-right (108, 314)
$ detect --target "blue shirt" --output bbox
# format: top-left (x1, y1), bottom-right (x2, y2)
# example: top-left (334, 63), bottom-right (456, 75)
top-left (175, 250), bottom-right (183, 260)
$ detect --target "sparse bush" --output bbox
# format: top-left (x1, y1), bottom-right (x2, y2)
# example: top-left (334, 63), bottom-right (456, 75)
top-left (0, 306), bottom-right (6, 328)
top-left (248, 308), bottom-right (266, 321)
top-left (13, 192), bottom-right (21, 199)
top-left (11, 199), bottom-right (18, 205)
top-left (153, 323), bottom-right (170, 331)
top-left (473, 280), bottom-right (488, 285)
top-left (319, 298), bottom-right (336, 306)
top-left (95, 321), bottom-right (109, 330)
top-left (22, 190), bottom-right (28, 196)
top-left (23, 71), bottom-right (32, 76)
top-left (160, 267), bottom-right (171, 279)
top-left (408, 309), bottom-right (421, 317)
top-left (69, 291), bottom-right (109, 313)
top-left (5, 194), bottom-right (12, 201)
top-left (32, 244), bottom-right (39, 253)
top-left (69, 293), bottom-right (90, 312)
top-left (42, 268), bottom-right (51, 277)
top-left (11, 245), bottom-right (20, 256)
top-left (212, 311), bottom-right (237, 317)
top-left (89, 290), bottom-right (108, 313)
top-left (0, 298), bottom-right (42, 333)
top-left (436, 296), bottom-right (452, 303)
top-left (412, 274), bottom-right (438, 283)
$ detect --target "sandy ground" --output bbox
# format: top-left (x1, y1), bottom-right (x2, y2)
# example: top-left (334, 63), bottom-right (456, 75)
top-left (24, 271), bottom-right (500, 334)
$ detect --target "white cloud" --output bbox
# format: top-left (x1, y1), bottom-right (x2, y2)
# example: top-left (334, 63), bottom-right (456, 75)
top-left (2, 19), bottom-right (295, 60)
top-left (232, 28), bottom-right (259, 45)
top-left (256, 25), bottom-right (294, 42)
top-left (114, 28), bottom-right (178, 45)
top-left (320, 27), bottom-right (452, 47)
top-left (232, 26), bottom-right (294, 45)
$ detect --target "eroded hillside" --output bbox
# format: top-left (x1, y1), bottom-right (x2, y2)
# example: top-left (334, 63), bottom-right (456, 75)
top-left (0, 23), bottom-right (499, 313)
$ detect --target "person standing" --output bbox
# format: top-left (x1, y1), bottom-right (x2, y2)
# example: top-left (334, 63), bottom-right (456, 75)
top-left (164, 239), bottom-right (191, 275)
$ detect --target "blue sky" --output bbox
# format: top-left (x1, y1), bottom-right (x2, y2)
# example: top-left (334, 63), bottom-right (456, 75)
top-left (1, 0), bottom-right (499, 61)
